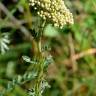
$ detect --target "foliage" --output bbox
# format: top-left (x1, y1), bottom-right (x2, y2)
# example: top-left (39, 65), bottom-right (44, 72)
top-left (0, 0), bottom-right (96, 96)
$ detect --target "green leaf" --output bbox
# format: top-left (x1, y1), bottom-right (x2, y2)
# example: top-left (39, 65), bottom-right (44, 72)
top-left (44, 24), bottom-right (59, 37)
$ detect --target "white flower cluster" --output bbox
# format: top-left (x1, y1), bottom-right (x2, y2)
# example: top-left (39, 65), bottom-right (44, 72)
top-left (29, 0), bottom-right (74, 28)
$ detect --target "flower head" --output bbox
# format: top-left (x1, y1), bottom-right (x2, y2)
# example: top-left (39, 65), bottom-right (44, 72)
top-left (29, 0), bottom-right (74, 28)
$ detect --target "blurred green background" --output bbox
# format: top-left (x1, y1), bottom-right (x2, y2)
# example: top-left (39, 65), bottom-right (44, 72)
top-left (0, 0), bottom-right (96, 96)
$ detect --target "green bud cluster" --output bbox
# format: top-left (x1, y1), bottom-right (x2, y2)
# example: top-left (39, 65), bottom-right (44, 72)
top-left (29, 0), bottom-right (74, 28)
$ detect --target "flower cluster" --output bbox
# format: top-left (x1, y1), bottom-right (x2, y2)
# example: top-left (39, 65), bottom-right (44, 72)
top-left (29, 0), bottom-right (74, 28)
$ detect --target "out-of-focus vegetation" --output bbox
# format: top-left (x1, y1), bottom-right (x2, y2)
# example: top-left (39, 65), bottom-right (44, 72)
top-left (0, 0), bottom-right (96, 96)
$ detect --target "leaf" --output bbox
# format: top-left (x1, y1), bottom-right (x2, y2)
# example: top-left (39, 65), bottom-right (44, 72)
top-left (44, 24), bottom-right (59, 37)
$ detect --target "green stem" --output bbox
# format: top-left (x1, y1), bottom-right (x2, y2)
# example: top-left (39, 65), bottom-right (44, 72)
top-left (34, 20), bottom-right (46, 96)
